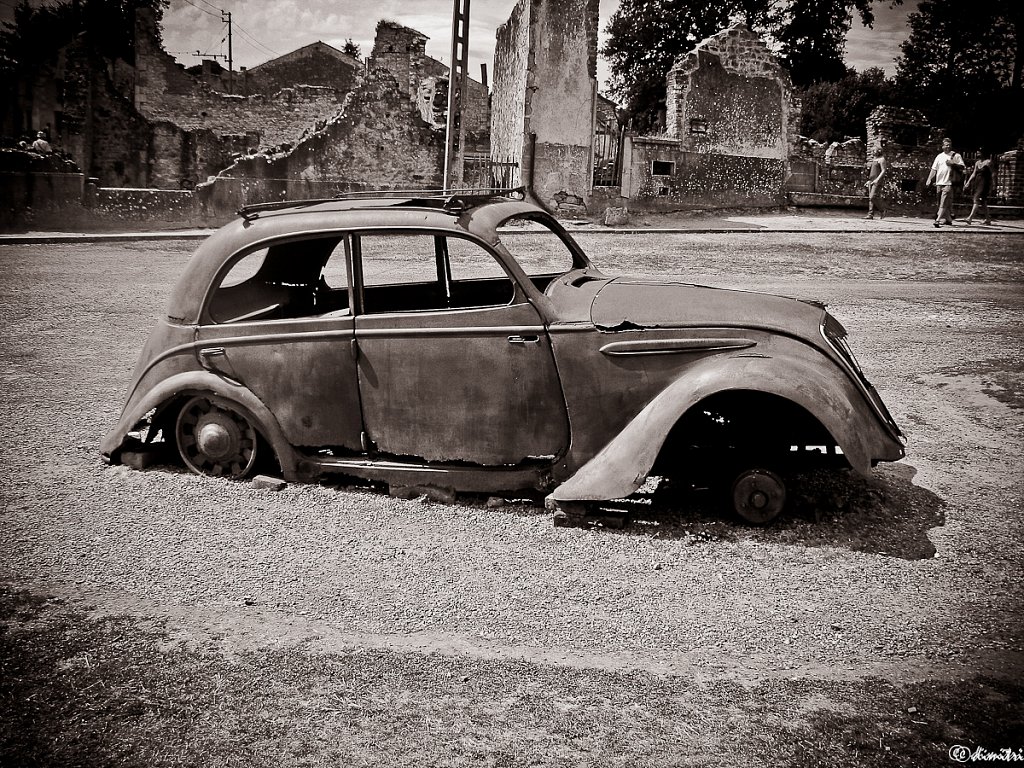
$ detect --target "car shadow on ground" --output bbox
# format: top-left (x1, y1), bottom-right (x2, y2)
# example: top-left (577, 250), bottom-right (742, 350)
top-left (562, 463), bottom-right (946, 561)
top-left (124, 451), bottom-right (944, 561)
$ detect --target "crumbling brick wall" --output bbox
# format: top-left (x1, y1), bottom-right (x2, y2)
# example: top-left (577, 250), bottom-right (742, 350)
top-left (369, 20), bottom-right (489, 154)
top-left (198, 67), bottom-right (444, 213)
top-left (133, 10), bottom-right (345, 152)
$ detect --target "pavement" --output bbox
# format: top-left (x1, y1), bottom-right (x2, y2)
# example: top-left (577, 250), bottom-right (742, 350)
top-left (1, 211), bottom-right (1022, 243)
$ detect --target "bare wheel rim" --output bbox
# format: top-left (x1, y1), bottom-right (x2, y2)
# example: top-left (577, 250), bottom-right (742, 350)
top-left (175, 396), bottom-right (258, 479)
top-left (730, 468), bottom-right (786, 524)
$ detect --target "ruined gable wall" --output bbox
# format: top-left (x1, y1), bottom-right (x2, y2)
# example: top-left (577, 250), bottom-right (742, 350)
top-left (666, 25), bottom-right (797, 161)
top-left (244, 44), bottom-right (361, 96)
top-left (369, 21), bottom-right (489, 148)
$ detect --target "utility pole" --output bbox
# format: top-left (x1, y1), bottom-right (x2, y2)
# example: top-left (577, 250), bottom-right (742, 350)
top-left (221, 10), bottom-right (233, 94)
top-left (444, 0), bottom-right (470, 192)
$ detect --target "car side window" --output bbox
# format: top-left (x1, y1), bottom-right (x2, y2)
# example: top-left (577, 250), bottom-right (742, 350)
top-left (357, 233), bottom-right (515, 314)
top-left (208, 236), bottom-right (349, 323)
top-left (495, 215), bottom-right (585, 291)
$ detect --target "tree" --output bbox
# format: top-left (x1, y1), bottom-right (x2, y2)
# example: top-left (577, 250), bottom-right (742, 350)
top-left (798, 67), bottom-right (895, 141)
top-left (601, 0), bottom-right (894, 130)
top-left (601, 0), bottom-right (750, 131)
top-left (894, 0), bottom-right (1022, 149)
top-left (342, 38), bottom-right (361, 59)
top-left (776, 0), bottom-right (876, 85)
top-left (0, 0), bottom-right (167, 79)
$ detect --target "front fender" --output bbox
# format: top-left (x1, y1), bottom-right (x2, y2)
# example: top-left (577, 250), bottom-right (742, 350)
top-left (551, 348), bottom-right (903, 502)
top-left (100, 370), bottom-right (301, 480)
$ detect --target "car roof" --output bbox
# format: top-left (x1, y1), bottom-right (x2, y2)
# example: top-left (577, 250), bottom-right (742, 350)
top-left (235, 188), bottom-right (527, 221)
top-left (166, 191), bottom-right (558, 322)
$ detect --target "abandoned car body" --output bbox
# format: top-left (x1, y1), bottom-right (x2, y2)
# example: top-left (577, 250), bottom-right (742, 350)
top-left (102, 192), bottom-right (905, 523)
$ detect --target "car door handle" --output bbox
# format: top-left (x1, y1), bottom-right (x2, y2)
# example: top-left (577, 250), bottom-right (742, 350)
top-left (507, 334), bottom-right (540, 345)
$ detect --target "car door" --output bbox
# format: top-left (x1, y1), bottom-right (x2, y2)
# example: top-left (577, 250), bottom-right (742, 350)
top-left (195, 235), bottom-right (363, 452)
top-left (352, 231), bottom-right (569, 465)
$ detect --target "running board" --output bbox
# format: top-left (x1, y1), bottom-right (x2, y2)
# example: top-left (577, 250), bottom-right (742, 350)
top-left (296, 453), bottom-right (554, 495)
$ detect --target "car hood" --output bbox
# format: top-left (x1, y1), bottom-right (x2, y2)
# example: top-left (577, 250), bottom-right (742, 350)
top-left (591, 278), bottom-right (827, 340)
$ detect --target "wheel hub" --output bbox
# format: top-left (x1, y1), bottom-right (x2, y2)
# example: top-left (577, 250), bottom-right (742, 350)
top-left (195, 413), bottom-right (241, 461)
top-left (175, 396), bottom-right (258, 479)
top-left (731, 469), bottom-right (786, 524)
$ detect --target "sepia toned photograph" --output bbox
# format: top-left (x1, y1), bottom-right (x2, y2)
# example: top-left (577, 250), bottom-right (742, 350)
top-left (1, 0), bottom-right (1022, 765)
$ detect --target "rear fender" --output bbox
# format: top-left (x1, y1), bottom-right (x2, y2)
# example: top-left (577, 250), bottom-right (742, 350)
top-left (100, 370), bottom-right (300, 480)
top-left (551, 350), bottom-right (898, 502)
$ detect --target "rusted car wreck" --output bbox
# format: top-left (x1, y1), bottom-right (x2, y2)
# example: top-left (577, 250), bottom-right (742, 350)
top-left (102, 190), bottom-right (905, 523)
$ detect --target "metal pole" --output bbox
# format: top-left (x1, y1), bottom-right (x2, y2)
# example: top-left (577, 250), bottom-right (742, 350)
top-left (222, 11), bottom-right (233, 94)
top-left (444, 0), bottom-right (470, 192)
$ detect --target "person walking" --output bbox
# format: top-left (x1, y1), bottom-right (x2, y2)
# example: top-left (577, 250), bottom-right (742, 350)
top-left (925, 137), bottom-right (965, 227)
top-left (864, 145), bottom-right (888, 219)
top-left (963, 148), bottom-right (994, 225)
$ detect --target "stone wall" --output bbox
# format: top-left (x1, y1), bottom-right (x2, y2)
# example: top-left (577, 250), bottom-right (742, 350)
top-left (0, 149), bottom-right (84, 226)
top-left (492, 0), bottom-right (599, 213)
top-left (60, 38), bottom-right (155, 188)
top-left (665, 25), bottom-right (799, 162)
top-left (197, 67), bottom-right (444, 214)
top-left (996, 145), bottom-right (1024, 204)
top-left (622, 135), bottom-right (784, 209)
top-left (865, 106), bottom-right (940, 204)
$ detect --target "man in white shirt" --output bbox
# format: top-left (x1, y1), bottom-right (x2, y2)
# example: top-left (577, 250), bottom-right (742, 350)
top-left (925, 137), bottom-right (965, 227)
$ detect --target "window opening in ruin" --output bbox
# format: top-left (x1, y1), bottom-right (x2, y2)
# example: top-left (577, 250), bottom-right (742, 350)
top-left (689, 118), bottom-right (708, 135)
top-left (652, 160), bottom-right (675, 176)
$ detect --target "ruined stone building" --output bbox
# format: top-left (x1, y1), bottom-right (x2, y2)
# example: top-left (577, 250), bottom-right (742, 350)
top-left (492, 0), bottom-right (601, 213)
top-left (619, 24), bottom-right (800, 208)
top-left (6, 10), bottom-right (490, 196)
top-left (240, 42), bottom-right (362, 97)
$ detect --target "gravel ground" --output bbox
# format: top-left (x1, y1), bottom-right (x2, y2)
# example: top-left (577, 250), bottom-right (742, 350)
top-left (1, 231), bottom-right (1023, 763)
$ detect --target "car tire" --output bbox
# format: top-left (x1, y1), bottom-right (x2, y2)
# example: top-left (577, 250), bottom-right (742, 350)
top-left (175, 395), bottom-right (260, 479)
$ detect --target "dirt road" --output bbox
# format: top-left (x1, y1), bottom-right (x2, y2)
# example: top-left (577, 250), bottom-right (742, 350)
top-left (1, 230), bottom-right (1022, 766)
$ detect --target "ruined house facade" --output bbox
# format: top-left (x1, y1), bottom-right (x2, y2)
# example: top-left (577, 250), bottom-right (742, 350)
top-left (619, 25), bottom-right (800, 209)
top-left (492, 0), bottom-right (600, 213)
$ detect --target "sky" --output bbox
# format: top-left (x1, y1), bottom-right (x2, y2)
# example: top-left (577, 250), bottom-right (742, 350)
top-left (1, 0), bottom-right (918, 91)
